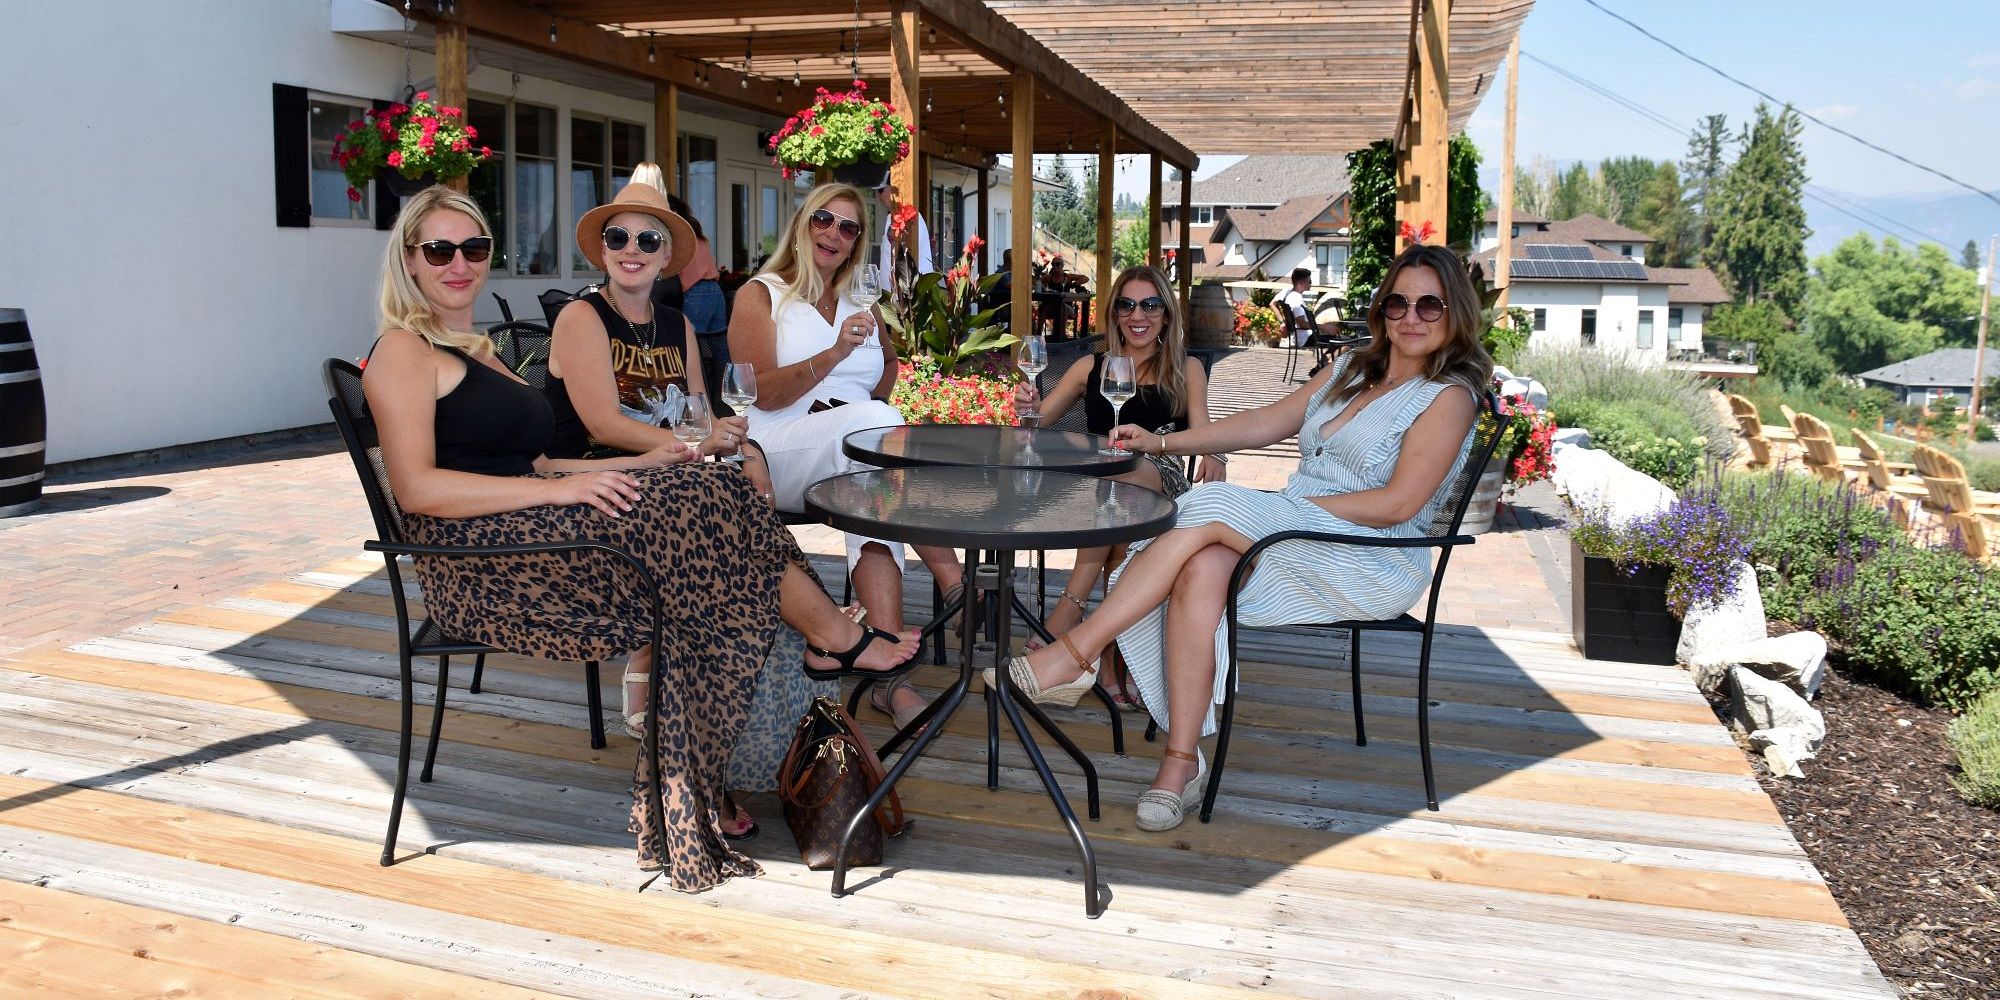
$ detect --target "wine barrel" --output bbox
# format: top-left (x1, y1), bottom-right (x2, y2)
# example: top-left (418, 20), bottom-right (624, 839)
top-left (0, 309), bottom-right (46, 516)
top-left (1188, 282), bottom-right (1233, 351)
top-left (1459, 466), bottom-right (1505, 535)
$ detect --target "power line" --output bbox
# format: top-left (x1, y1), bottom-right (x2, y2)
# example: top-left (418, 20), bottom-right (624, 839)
top-left (1520, 50), bottom-right (1950, 251)
top-left (1578, 0), bottom-right (2000, 211)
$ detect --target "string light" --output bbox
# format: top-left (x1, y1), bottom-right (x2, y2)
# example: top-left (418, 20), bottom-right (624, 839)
top-left (548, 16), bottom-right (557, 43)
top-left (793, 60), bottom-right (801, 87)
top-left (742, 36), bottom-right (753, 88)
top-left (647, 34), bottom-right (656, 63)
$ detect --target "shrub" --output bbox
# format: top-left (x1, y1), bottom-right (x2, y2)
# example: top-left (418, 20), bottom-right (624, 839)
top-left (1713, 469), bottom-right (1903, 621)
top-left (1799, 541), bottom-right (2000, 710)
top-left (1977, 421), bottom-right (1996, 443)
top-left (1563, 397), bottom-right (1709, 490)
top-left (1571, 482), bottom-right (1750, 618)
top-left (1948, 690), bottom-right (2000, 809)
top-left (1967, 454), bottom-right (2000, 492)
top-left (1516, 344), bottom-right (1732, 463)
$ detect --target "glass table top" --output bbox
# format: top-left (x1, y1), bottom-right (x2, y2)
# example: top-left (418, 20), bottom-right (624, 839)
top-left (803, 465), bottom-right (1176, 550)
top-left (842, 423), bottom-right (1138, 475)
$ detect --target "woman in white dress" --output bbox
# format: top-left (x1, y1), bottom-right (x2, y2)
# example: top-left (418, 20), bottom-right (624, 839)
top-left (729, 183), bottom-right (967, 730)
top-left (991, 244), bottom-right (1493, 831)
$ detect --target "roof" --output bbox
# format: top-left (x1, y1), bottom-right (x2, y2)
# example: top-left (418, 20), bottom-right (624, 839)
top-left (1545, 214), bottom-right (1656, 245)
top-left (1648, 267), bottom-right (1730, 304)
top-left (1222, 193), bottom-right (1343, 242)
top-left (1855, 349), bottom-right (2000, 388)
top-left (1472, 242), bottom-right (1645, 283)
top-left (1163, 156), bottom-right (1348, 208)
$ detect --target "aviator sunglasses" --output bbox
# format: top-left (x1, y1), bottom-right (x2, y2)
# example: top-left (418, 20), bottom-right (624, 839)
top-left (808, 208), bottom-right (864, 241)
top-left (409, 236), bottom-right (494, 266)
top-left (602, 226), bottom-right (665, 254)
top-left (1112, 295), bottom-right (1168, 316)
top-left (1379, 292), bottom-right (1447, 322)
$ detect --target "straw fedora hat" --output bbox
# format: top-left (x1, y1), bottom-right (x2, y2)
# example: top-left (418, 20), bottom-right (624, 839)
top-left (574, 180), bottom-right (696, 276)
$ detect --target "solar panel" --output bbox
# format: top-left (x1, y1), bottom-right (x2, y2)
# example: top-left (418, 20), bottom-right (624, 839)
top-left (1507, 258), bottom-right (1650, 281)
top-left (1523, 244), bottom-right (1593, 260)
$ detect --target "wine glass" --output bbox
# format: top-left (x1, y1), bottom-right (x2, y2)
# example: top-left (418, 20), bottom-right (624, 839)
top-left (852, 263), bottom-right (884, 309)
top-left (1016, 334), bottom-right (1048, 422)
top-left (718, 364), bottom-right (758, 467)
top-left (673, 395), bottom-right (712, 460)
top-left (1098, 354), bottom-right (1137, 456)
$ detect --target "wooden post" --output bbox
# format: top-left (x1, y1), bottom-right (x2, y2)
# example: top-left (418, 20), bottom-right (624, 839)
top-left (1974, 234), bottom-right (1996, 423)
top-left (889, 2), bottom-right (922, 260)
top-left (1096, 122), bottom-right (1116, 334)
top-left (1148, 154), bottom-right (1163, 268)
top-left (655, 83), bottom-right (678, 191)
top-left (435, 22), bottom-right (470, 193)
top-left (1010, 70), bottom-right (1035, 338)
top-left (1177, 161), bottom-right (1193, 316)
top-left (1495, 33), bottom-right (1517, 315)
top-left (1397, 0), bottom-right (1450, 250)
top-left (976, 162), bottom-right (991, 274)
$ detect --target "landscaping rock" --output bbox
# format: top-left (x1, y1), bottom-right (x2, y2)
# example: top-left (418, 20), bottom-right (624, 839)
top-left (1491, 364), bottom-right (1549, 410)
top-left (1728, 665), bottom-right (1825, 778)
top-left (1551, 441), bottom-right (1674, 527)
top-left (1552, 427), bottom-right (1591, 449)
top-left (1689, 631), bottom-right (1829, 700)
top-left (1675, 561), bottom-right (1765, 666)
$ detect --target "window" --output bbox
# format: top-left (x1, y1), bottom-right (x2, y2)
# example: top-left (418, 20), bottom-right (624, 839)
top-left (1621, 244), bottom-right (1634, 257)
top-left (730, 182), bottom-right (751, 271)
top-left (677, 133), bottom-right (718, 251)
top-left (1314, 244), bottom-right (1349, 286)
top-left (308, 96), bottom-right (370, 222)
top-left (1581, 308), bottom-right (1597, 346)
top-left (1510, 224), bottom-right (1522, 238)
top-left (569, 116), bottom-right (647, 271)
top-left (1532, 308), bottom-right (1546, 331)
top-left (512, 103), bottom-right (558, 275)
top-left (1637, 310), bottom-right (1655, 349)
top-left (1190, 205), bottom-right (1214, 226)
top-left (1668, 307), bottom-right (1684, 342)
top-left (466, 99), bottom-right (509, 270)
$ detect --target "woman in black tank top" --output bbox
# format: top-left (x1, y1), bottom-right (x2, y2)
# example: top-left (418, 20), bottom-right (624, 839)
top-left (364, 186), bottom-right (921, 893)
top-left (1009, 267), bottom-right (1229, 686)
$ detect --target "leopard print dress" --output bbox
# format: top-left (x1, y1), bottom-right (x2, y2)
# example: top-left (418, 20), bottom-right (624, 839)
top-left (399, 349), bottom-right (809, 893)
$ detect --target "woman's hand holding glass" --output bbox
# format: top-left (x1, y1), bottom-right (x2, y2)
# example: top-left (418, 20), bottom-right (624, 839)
top-left (1107, 424), bottom-right (1156, 453)
top-left (672, 396), bottom-right (713, 460)
top-left (1011, 381), bottom-right (1042, 423)
top-left (832, 311), bottom-right (876, 360)
top-left (702, 413), bottom-right (749, 459)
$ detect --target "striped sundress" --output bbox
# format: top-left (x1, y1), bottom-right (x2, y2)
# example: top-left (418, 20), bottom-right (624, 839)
top-left (1109, 352), bottom-right (1476, 737)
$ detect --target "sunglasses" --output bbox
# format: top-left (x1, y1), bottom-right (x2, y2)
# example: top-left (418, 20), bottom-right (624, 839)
top-left (1112, 296), bottom-right (1168, 316)
top-left (1380, 292), bottom-right (1447, 322)
top-left (808, 208), bottom-right (864, 241)
top-left (408, 236), bottom-right (493, 266)
top-left (602, 226), bottom-right (665, 254)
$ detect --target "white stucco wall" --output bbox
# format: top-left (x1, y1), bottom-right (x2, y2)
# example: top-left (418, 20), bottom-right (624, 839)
top-left (1514, 281), bottom-right (1670, 365)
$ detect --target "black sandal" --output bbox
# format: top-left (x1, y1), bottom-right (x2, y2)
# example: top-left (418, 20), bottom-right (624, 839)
top-left (720, 791), bottom-right (759, 842)
top-left (803, 624), bottom-right (922, 681)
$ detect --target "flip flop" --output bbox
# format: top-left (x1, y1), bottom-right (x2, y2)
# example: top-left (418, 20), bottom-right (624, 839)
top-left (720, 792), bottom-right (758, 841)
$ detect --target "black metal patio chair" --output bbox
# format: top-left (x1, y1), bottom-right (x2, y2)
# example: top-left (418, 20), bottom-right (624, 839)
top-left (485, 321), bottom-right (552, 379)
top-left (1145, 390), bottom-right (1508, 815)
top-left (322, 359), bottom-right (667, 867)
top-left (492, 292), bottom-right (516, 324)
top-left (539, 287), bottom-right (581, 326)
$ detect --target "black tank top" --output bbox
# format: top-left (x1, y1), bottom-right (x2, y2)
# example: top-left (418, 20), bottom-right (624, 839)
top-left (545, 290), bottom-right (690, 458)
top-left (1082, 352), bottom-right (1190, 435)
top-left (433, 346), bottom-right (552, 476)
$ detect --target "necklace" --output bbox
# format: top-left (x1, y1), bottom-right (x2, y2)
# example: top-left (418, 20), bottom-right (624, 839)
top-left (602, 287), bottom-right (657, 353)
top-left (813, 291), bottom-right (840, 323)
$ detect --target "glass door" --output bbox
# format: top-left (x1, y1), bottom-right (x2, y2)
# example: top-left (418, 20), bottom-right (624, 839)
top-left (726, 163), bottom-right (796, 272)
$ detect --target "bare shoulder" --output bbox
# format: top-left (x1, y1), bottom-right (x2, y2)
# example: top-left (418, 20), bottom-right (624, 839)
top-left (370, 328), bottom-right (436, 368)
top-left (1417, 380), bottom-right (1479, 424)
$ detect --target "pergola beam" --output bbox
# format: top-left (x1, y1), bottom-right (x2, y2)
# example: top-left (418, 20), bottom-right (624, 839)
top-left (1397, 0), bottom-right (1450, 250)
top-left (1010, 70), bottom-right (1035, 339)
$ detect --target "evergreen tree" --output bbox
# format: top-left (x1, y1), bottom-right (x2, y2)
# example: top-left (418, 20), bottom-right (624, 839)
top-left (1631, 162), bottom-right (1696, 267)
top-left (1711, 104), bottom-right (1809, 313)
top-left (1447, 133), bottom-right (1484, 252)
top-left (1599, 156), bottom-right (1657, 226)
top-left (1966, 239), bottom-right (1985, 272)
top-left (1034, 154), bottom-right (1096, 251)
top-left (1681, 114), bottom-right (1729, 265)
top-left (1111, 198), bottom-right (1153, 270)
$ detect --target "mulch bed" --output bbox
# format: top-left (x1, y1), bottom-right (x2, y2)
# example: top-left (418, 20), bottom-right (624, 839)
top-left (1721, 664), bottom-right (1999, 997)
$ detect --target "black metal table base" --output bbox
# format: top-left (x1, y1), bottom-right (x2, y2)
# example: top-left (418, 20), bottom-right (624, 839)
top-left (829, 553), bottom-right (1105, 918)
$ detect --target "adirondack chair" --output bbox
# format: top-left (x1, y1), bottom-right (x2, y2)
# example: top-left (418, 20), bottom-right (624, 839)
top-left (1850, 429), bottom-right (1927, 501)
top-left (1722, 394), bottom-right (1796, 468)
top-left (1792, 413), bottom-right (1863, 483)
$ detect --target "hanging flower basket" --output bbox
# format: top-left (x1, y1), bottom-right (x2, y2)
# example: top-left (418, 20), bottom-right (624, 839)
top-left (333, 90), bottom-right (491, 202)
top-left (768, 80), bottom-right (911, 183)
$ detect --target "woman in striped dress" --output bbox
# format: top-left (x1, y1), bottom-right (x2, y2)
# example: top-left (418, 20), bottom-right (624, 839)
top-left (990, 244), bottom-right (1493, 831)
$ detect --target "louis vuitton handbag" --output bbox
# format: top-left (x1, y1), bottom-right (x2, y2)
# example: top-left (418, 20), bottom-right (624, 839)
top-left (777, 696), bottom-right (908, 870)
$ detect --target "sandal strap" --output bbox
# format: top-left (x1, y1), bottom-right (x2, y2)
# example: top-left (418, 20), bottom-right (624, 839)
top-left (1162, 747), bottom-right (1200, 763)
top-left (1059, 634), bottom-right (1098, 677)
top-left (623, 672), bottom-right (651, 683)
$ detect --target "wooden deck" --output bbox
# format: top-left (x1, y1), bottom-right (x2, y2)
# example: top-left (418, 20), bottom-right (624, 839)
top-left (0, 554), bottom-right (1894, 998)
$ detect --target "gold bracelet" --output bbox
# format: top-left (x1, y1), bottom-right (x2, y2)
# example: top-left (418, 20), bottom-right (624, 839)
top-left (807, 355), bottom-right (818, 380)
top-left (1158, 431), bottom-right (1169, 455)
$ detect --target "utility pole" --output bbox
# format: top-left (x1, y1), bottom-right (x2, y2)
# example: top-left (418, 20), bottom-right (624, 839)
top-left (1974, 234), bottom-right (1995, 428)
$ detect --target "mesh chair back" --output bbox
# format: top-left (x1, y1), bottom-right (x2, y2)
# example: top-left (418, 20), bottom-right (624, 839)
top-left (492, 293), bottom-right (515, 324)
top-left (323, 358), bottom-right (410, 546)
top-left (1427, 390), bottom-right (1508, 537)
top-left (486, 322), bottom-right (552, 383)
top-left (1038, 335), bottom-right (1102, 433)
top-left (539, 287), bottom-right (580, 325)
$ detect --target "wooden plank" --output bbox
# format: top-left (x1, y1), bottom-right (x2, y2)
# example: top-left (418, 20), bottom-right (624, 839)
top-left (655, 81), bottom-right (678, 186)
top-left (890, 0), bottom-right (921, 258)
top-left (1096, 119), bottom-right (1115, 309)
top-left (0, 879), bottom-right (561, 999)
top-left (0, 774), bottom-right (1294, 1000)
top-left (1148, 154), bottom-right (1163, 267)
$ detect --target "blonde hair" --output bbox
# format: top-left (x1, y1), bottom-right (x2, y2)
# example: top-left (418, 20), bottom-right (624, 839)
top-left (377, 186), bottom-right (495, 359)
top-left (1329, 244), bottom-right (1492, 406)
top-left (630, 161), bottom-right (667, 195)
top-left (1104, 265), bottom-right (1189, 418)
top-left (758, 183), bottom-right (869, 313)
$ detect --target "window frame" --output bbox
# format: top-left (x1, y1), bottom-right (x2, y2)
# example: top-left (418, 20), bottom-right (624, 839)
top-left (568, 113), bottom-right (648, 275)
top-left (1532, 307), bottom-right (1546, 331)
top-left (1637, 309), bottom-right (1655, 349)
top-left (1580, 307), bottom-right (1597, 346)
top-left (306, 90), bottom-right (374, 227)
top-left (1190, 205), bottom-right (1214, 226)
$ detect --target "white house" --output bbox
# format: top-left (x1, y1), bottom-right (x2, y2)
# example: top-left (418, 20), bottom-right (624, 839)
top-left (1474, 215), bottom-right (1729, 364)
top-left (3, 0), bottom-right (1037, 464)
top-left (1161, 156), bottom-right (1351, 291)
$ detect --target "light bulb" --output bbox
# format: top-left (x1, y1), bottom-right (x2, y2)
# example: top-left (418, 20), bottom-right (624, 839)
top-left (647, 40), bottom-right (656, 63)
top-left (548, 18), bottom-right (557, 43)
top-left (793, 61), bottom-right (801, 86)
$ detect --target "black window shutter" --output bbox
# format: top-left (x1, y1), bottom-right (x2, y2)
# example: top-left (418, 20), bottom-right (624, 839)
top-left (272, 83), bottom-right (310, 227)
top-left (372, 98), bottom-right (398, 231)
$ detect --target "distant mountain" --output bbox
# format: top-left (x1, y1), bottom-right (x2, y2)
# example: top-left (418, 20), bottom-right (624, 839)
top-left (1804, 188), bottom-right (2000, 260)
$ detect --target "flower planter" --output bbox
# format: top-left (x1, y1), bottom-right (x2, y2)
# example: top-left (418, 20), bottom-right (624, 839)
top-left (0, 308), bottom-right (46, 517)
top-left (378, 168), bottom-right (439, 198)
top-left (829, 160), bottom-right (892, 190)
top-left (1459, 466), bottom-right (1504, 535)
top-left (1570, 539), bottom-right (1681, 664)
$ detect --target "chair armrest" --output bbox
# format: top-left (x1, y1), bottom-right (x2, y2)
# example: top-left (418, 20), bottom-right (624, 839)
top-left (1226, 528), bottom-right (1475, 599)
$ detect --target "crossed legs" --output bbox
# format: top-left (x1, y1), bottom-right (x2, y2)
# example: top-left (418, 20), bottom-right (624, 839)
top-left (853, 542), bottom-right (965, 724)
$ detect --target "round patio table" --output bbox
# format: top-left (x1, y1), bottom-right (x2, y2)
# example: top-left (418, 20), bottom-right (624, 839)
top-left (804, 466), bottom-right (1176, 918)
top-left (842, 423), bottom-right (1138, 475)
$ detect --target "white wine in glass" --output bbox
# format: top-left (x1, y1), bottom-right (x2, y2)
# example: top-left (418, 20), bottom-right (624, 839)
top-left (852, 263), bottom-right (884, 308)
top-left (1098, 354), bottom-right (1136, 456)
top-left (1016, 334), bottom-right (1048, 421)
top-left (718, 364), bottom-right (757, 466)
top-left (673, 395), bottom-right (712, 460)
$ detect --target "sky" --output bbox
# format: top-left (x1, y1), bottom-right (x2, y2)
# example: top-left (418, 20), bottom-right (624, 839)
top-left (1108, 1), bottom-right (2000, 214)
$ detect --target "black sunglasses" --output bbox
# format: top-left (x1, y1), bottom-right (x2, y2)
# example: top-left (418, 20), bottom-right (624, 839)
top-left (808, 208), bottom-right (864, 241)
top-left (409, 236), bottom-right (493, 266)
top-left (1380, 292), bottom-right (1447, 322)
top-left (1112, 295), bottom-right (1167, 316)
top-left (603, 226), bottom-right (665, 254)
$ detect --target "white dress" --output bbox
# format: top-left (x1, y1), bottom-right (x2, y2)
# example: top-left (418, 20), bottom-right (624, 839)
top-left (1109, 353), bottom-right (1476, 736)
top-left (742, 272), bottom-right (906, 571)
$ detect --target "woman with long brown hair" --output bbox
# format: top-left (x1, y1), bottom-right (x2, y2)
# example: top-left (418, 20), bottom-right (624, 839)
top-left (993, 244), bottom-right (1492, 831)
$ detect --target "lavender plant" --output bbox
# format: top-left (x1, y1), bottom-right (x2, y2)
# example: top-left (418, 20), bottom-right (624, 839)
top-left (1571, 482), bottom-right (1751, 618)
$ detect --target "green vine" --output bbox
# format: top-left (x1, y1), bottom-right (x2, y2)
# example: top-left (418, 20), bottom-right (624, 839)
top-left (1344, 139), bottom-right (1397, 311)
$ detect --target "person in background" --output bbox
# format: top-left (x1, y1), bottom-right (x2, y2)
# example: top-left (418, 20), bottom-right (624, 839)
top-left (876, 181), bottom-right (933, 280)
top-left (1282, 267), bottom-right (1316, 347)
